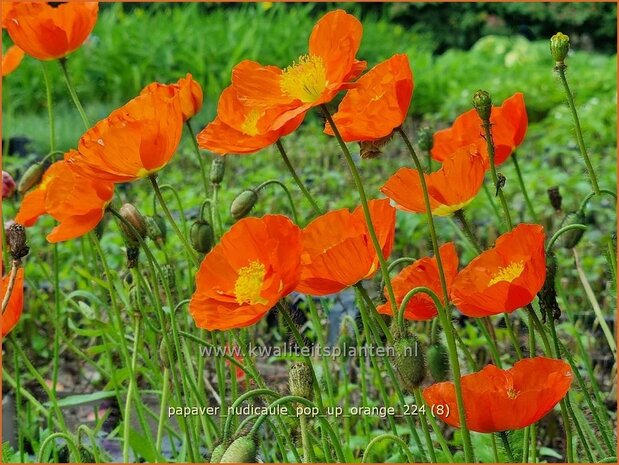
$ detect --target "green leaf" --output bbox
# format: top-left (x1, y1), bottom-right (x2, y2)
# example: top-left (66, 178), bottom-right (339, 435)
top-left (127, 427), bottom-right (167, 463)
top-left (48, 391), bottom-right (117, 408)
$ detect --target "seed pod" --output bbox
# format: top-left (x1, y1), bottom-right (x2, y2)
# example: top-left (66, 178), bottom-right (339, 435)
top-left (190, 220), bottom-right (215, 253)
top-left (210, 157), bottom-right (226, 185)
top-left (550, 32), bottom-right (570, 64)
top-left (230, 190), bottom-right (258, 220)
top-left (17, 163), bottom-right (45, 194)
top-left (126, 246), bottom-right (139, 269)
top-left (159, 340), bottom-right (176, 369)
top-left (219, 435), bottom-right (257, 463)
top-left (6, 223), bottom-right (29, 260)
top-left (209, 441), bottom-right (229, 463)
top-left (390, 335), bottom-right (426, 393)
top-left (472, 90), bottom-right (492, 121)
top-left (427, 342), bottom-right (450, 382)
top-left (289, 362), bottom-right (313, 400)
top-left (559, 210), bottom-right (586, 249)
top-left (417, 126), bottom-right (434, 152)
top-left (118, 203), bottom-right (147, 246)
top-left (547, 186), bottom-right (562, 212)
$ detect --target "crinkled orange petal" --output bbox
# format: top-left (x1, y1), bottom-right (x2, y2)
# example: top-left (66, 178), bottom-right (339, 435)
top-left (450, 224), bottom-right (546, 317)
top-left (15, 187), bottom-right (46, 226)
top-left (2, 45), bottom-right (24, 76)
top-left (2, 268), bottom-right (24, 337)
top-left (6, 2), bottom-right (98, 61)
top-left (46, 209), bottom-right (105, 243)
top-left (325, 54), bottom-right (413, 142)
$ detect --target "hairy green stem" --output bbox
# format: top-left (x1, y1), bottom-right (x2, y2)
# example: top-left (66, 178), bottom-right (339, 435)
top-left (59, 58), bottom-right (90, 129)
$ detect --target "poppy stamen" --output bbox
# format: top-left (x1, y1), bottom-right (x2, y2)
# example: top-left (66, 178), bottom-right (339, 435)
top-left (488, 260), bottom-right (525, 286)
top-left (280, 54), bottom-right (327, 103)
top-left (234, 260), bottom-right (268, 305)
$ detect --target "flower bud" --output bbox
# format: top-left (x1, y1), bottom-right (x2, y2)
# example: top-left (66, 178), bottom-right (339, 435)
top-left (7, 223), bottom-right (29, 260)
top-left (210, 157), bottom-right (226, 185)
top-left (190, 220), bottom-right (215, 253)
top-left (289, 362), bottom-right (313, 400)
top-left (209, 441), bottom-right (230, 463)
top-left (427, 342), bottom-right (450, 382)
top-left (472, 90), bottom-right (492, 121)
top-left (17, 163), bottom-right (45, 194)
top-left (2, 171), bottom-right (16, 199)
top-left (219, 435), bottom-right (257, 463)
top-left (159, 264), bottom-right (178, 300)
top-left (126, 246), bottom-right (139, 269)
top-left (417, 127), bottom-right (434, 152)
top-left (538, 251), bottom-right (561, 322)
top-left (560, 210), bottom-right (586, 249)
top-left (118, 203), bottom-right (147, 247)
top-left (547, 186), bottom-right (562, 212)
top-left (359, 134), bottom-right (392, 159)
top-left (390, 335), bottom-right (425, 393)
top-left (145, 215), bottom-right (166, 247)
top-left (230, 190), bottom-right (258, 220)
top-left (550, 32), bottom-right (570, 64)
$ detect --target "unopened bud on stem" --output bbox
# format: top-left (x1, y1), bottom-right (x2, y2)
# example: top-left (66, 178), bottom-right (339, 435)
top-left (230, 190), bottom-right (258, 220)
top-left (550, 32), bottom-right (570, 65)
top-left (118, 203), bottom-right (147, 246)
top-left (473, 90), bottom-right (492, 121)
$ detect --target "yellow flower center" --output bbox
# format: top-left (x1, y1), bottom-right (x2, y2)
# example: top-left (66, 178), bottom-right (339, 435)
top-left (487, 260), bottom-right (525, 287)
top-left (280, 54), bottom-right (327, 103)
top-left (241, 110), bottom-right (261, 136)
top-left (234, 260), bottom-right (268, 305)
top-left (506, 387), bottom-right (519, 399)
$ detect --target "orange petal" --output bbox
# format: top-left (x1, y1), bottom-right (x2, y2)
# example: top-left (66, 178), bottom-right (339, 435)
top-left (1, 45), bottom-right (24, 76)
top-left (2, 268), bottom-right (24, 337)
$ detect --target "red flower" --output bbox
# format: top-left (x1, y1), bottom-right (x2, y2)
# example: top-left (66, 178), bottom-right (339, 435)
top-left (324, 54), bottom-right (413, 142)
top-left (377, 243), bottom-right (458, 320)
top-left (296, 199), bottom-right (395, 295)
top-left (423, 357), bottom-right (572, 433)
top-left (450, 224), bottom-right (546, 317)
top-left (432, 93), bottom-right (527, 166)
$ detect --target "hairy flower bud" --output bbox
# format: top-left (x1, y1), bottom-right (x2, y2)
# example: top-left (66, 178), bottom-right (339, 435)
top-left (560, 210), bottom-right (586, 249)
top-left (289, 362), bottom-right (313, 400)
top-left (547, 186), bottom-right (562, 212)
top-left (472, 90), bottom-right (492, 121)
top-left (219, 435), bottom-right (257, 463)
top-left (190, 220), bottom-right (215, 253)
top-left (118, 203), bottom-right (147, 246)
top-left (427, 342), bottom-right (450, 382)
top-left (209, 441), bottom-right (230, 463)
top-left (145, 215), bottom-right (166, 247)
top-left (230, 190), bottom-right (258, 220)
top-left (417, 126), bottom-right (434, 152)
top-left (2, 171), bottom-right (16, 199)
top-left (210, 157), bottom-right (226, 185)
top-left (538, 251), bottom-right (561, 322)
top-left (550, 32), bottom-right (570, 64)
top-left (17, 163), bottom-right (45, 194)
top-left (390, 335), bottom-right (425, 392)
top-left (359, 134), bottom-right (392, 159)
top-left (7, 223), bottom-right (29, 260)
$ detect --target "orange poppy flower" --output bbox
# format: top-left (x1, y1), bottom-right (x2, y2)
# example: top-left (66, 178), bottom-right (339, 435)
top-left (67, 86), bottom-right (183, 183)
top-left (450, 224), bottom-right (546, 317)
top-left (376, 243), bottom-right (458, 321)
top-left (15, 158), bottom-right (114, 243)
top-left (296, 199), bottom-right (395, 296)
top-left (5, 2), bottom-right (98, 61)
top-left (140, 73), bottom-right (203, 121)
top-left (324, 54), bottom-right (413, 142)
top-left (432, 93), bottom-right (527, 166)
top-left (189, 215), bottom-right (302, 331)
top-left (381, 144), bottom-right (486, 216)
top-left (423, 357), bottom-right (572, 433)
top-left (2, 267), bottom-right (25, 337)
top-left (230, 10), bottom-right (366, 133)
top-left (2, 45), bottom-right (24, 77)
top-left (197, 84), bottom-right (304, 155)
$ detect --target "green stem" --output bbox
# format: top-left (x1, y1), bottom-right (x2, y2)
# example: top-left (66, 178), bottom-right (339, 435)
top-left (362, 434), bottom-right (416, 463)
top-left (499, 431), bottom-right (515, 462)
top-left (396, 127), bottom-right (475, 462)
top-left (546, 224), bottom-right (587, 252)
top-left (276, 139), bottom-right (322, 215)
top-left (185, 121), bottom-right (210, 196)
top-left (59, 58), bottom-right (90, 129)
top-left (555, 64), bottom-right (601, 195)
top-left (156, 369), bottom-right (170, 453)
top-left (511, 152), bottom-right (539, 222)
top-left (299, 414), bottom-right (312, 463)
top-left (37, 432), bottom-right (81, 463)
top-left (123, 315), bottom-right (143, 462)
top-left (256, 179), bottom-right (299, 224)
top-left (149, 175), bottom-right (199, 267)
top-left (453, 209), bottom-right (482, 253)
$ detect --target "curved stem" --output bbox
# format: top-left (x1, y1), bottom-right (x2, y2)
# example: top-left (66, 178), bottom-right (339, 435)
top-left (37, 432), bottom-right (80, 463)
top-left (388, 256), bottom-right (416, 273)
top-left (58, 58), bottom-right (89, 129)
top-left (149, 175), bottom-right (198, 266)
top-left (185, 121), bottom-right (210, 196)
top-left (256, 179), bottom-right (299, 224)
top-left (555, 64), bottom-right (600, 195)
top-left (276, 139), bottom-right (322, 215)
top-left (362, 433), bottom-right (416, 463)
top-left (397, 286), bottom-right (443, 334)
top-left (579, 188), bottom-right (617, 212)
top-left (223, 388), bottom-right (282, 440)
top-left (546, 223), bottom-right (587, 252)
top-left (396, 127), bottom-right (475, 462)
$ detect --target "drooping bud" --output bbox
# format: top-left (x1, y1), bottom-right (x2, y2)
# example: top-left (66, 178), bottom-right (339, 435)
top-left (17, 163), bottom-right (45, 194)
top-left (359, 134), bottom-right (392, 159)
top-left (427, 342), bottom-right (450, 382)
top-left (550, 32), bottom-right (570, 64)
top-left (190, 220), bottom-right (215, 253)
top-left (559, 210), bottom-right (587, 249)
top-left (6, 223), bottom-right (29, 260)
top-left (547, 186), bottom-right (562, 212)
top-left (417, 126), bottom-right (434, 152)
top-left (210, 157), bottom-right (226, 185)
top-left (118, 203), bottom-right (147, 246)
top-left (145, 215), bottom-right (166, 247)
top-left (537, 251), bottom-right (561, 322)
top-left (230, 190), bottom-right (258, 220)
top-left (390, 335), bottom-right (426, 393)
top-left (289, 362), bottom-right (313, 400)
top-left (209, 441), bottom-right (230, 463)
top-left (219, 435), bottom-right (257, 463)
top-left (2, 171), bottom-right (16, 199)
top-left (472, 90), bottom-right (492, 121)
